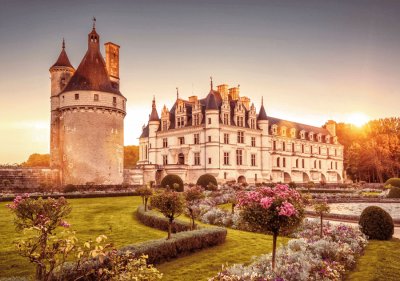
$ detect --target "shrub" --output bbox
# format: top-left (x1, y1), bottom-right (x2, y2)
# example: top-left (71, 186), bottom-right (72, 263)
top-left (136, 186), bottom-right (153, 211)
top-left (184, 186), bottom-right (205, 230)
top-left (387, 186), bottom-right (400, 198)
top-left (63, 184), bottom-right (79, 193)
top-left (150, 190), bottom-right (185, 239)
top-left (288, 181), bottom-right (296, 189)
top-left (385, 178), bottom-right (400, 188)
top-left (197, 174), bottom-right (218, 189)
top-left (160, 174), bottom-right (184, 192)
top-left (359, 206), bottom-right (394, 240)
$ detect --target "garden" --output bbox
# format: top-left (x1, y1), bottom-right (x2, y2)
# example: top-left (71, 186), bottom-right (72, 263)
top-left (0, 174), bottom-right (399, 280)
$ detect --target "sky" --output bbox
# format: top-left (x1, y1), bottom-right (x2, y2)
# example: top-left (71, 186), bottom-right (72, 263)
top-left (0, 0), bottom-right (399, 163)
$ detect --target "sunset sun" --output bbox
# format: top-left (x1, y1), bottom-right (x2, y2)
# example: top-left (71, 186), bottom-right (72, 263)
top-left (346, 112), bottom-right (370, 127)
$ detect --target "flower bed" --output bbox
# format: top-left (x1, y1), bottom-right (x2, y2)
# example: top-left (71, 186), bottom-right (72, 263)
top-left (211, 220), bottom-right (368, 281)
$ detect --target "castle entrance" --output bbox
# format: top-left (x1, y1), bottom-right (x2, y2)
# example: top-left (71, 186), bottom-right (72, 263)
top-left (237, 175), bottom-right (246, 184)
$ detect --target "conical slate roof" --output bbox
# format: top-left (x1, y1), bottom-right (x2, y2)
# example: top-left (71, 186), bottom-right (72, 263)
top-left (205, 91), bottom-right (218, 110)
top-left (149, 97), bottom-right (159, 121)
top-left (62, 28), bottom-right (120, 95)
top-left (51, 40), bottom-right (74, 69)
top-left (258, 97), bottom-right (268, 121)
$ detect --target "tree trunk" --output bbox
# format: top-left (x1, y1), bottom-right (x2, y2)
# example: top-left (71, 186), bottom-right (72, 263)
top-left (189, 209), bottom-right (196, 230)
top-left (272, 232), bottom-right (278, 271)
top-left (320, 214), bottom-right (323, 238)
top-left (144, 198), bottom-right (148, 212)
top-left (167, 218), bottom-right (173, 240)
top-left (231, 203), bottom-right (235, 214)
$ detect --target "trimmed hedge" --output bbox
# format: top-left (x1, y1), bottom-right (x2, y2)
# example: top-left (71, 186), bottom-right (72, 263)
top-left (385, 178), bottom-right (400, 188)
top-left (387, 186), bottom-right (400, 198)
top-left (136, 205), bottom-right (191, 233)
top-left (359, 206), bottom-right (394, 240)
top-left (125, 205), bottom-right (227, 264)
top-left (160, 174), bottom-right (184, 192)
top-left (196, 174), bottom-right (218, 190)
top-left (52, 206), bottom-right (227, 280)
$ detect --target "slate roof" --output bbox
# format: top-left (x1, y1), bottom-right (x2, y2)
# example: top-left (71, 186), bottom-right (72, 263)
top-left (61, 28), bottom-right (121, 95)
top-left (139, 89), bottom-right (332, 139)
top-left (51, 40), bottom-right (74, 69)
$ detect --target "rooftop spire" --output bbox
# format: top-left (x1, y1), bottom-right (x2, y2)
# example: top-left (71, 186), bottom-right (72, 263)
top-left (149, 96), bottom-right (159, 121)
top-left (258, 96), bottom-right (268, 121)
top-left (176, 87), bottom-right (179, 100)
top-left (50, 38), bottom-right (74, 69)
top-left (210, 76), bottom-right (213, 90)
top-left (92, 16), bottom-right (96, 29)
top-left (62, 38), bottom-right (65, 49)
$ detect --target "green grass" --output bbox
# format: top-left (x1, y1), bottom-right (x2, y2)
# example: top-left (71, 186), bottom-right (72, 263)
top-left (0, 196), bottom-right (166, 278)
top-left (347, 238), bottom-right (400, 281)
top-left (1, 196), bottom-right (398, 280)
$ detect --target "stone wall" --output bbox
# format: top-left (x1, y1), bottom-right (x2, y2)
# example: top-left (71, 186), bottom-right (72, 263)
top-left (0, 168), bottom-right (60, 191)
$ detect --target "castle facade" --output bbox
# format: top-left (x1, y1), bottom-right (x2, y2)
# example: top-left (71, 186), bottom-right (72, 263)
top-left (49, 24), bottom-right (126, 185)
top-left (136, 82), bottom-right (344, 185)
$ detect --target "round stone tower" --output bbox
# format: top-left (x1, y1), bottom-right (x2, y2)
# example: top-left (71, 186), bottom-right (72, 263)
top-left (51, 24), bottom-right (126, 185)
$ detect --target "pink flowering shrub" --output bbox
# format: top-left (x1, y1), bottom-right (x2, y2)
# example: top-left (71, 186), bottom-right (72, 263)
top-left (211, 220), bottom-right (368, 281)
top-left (237, 184), bottom-right (305, 269)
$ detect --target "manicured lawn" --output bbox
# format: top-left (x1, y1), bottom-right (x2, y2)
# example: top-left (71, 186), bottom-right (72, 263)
top-left (158, 228), bottom-right (286, 280)
top-left (0, 196), bottom-right (166, 278)
top-left (347, 238), bottom-right (400, 281)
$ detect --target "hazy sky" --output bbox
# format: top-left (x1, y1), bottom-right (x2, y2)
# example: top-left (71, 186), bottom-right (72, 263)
top-left (0, 0), bottom-right (399, 163)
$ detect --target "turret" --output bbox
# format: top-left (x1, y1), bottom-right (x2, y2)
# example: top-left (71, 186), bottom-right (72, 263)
top-left (205, 78), bottom-right (220, 169)
top-left (257, 96), bottom-right (269, 132)
top-left (148, 97), bottom-right (160, 164)
top-left (49, 39), bottom-right (75, 169)
top-left (257, 97), bottom-right (270, 177)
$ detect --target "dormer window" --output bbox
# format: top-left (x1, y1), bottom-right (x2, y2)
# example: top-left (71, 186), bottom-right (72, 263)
top-left (272, 125), bottom-right (278, 135)
top-left (309, 132), bottom-right (314, 141)
top-left (281, 127), bottom-right (287, 137)
top-left (300, 130), bottom-right (305, 139)
top-left (290, 128), bottom-right (296, 138)
top-left (317, 134), bottom-right (322, 142)
top-left (326, 136), bottom-right (330, 143)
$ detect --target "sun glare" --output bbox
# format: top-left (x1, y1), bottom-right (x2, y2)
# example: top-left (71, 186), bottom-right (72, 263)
top-left (346, 112), bottom-right (369, 127)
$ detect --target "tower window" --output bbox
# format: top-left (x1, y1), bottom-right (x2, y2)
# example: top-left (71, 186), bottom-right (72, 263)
top-left (94, 94), bottom-right (99, 101)
top-left (75, 93), bottom-right (79, 100)
top-left (208, 157), bottom-right (212, 164)
top-left (208, 136), bottom-right (211, 142)
top-left (224, 133), bottom-right (229, 144)
top-left (208, 118), bottom-right (211, 124)
top-left (113, 97), bottom-right (117, 106)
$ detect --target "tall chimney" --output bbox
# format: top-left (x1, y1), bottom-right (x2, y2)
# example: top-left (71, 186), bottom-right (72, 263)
top-left (325, 120), bottom-right (336, 136)
top-left (217, 84), bottom-right (229, 100)
top-left (229, 87), bottom-right (240, 101)
top-left (104, 42), bottom-right (120, 89)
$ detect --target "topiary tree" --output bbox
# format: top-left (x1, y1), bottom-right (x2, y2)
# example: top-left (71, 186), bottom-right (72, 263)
top-left (184, 186), bottom-right (204, 230)
top-left (137, 185), bottom-right (154, 211)
top-left (385, 178), bottom-right (400, 188)
top-left (161, 174), bottom-right (184, 192)
top-left (150, 190), bottom-right (185, 239)
top-left (196, 174), bottom-right (218, 190)
top-left (359, 206), bottom-right (394, 240)
top-left (237, 184), bottom-right (305, 270)
top-left (313, 198), bottom-right (330, 238)
top-left (387, 186), bottom-right (400, 198)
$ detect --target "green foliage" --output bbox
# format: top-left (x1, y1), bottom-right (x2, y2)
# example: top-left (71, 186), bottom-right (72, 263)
top-left (196, 174), bottom-right (218, 189)
top-left (184, 186), bottom-right (205, 229)
top-left (288, 181), bottom-right (296, 189)
top-left (385, 178), bottom-right (400, 188)
top-left (387, 186), bottom-right (400, 198)
top-left (150, 190), bottom-right (185, 239)
top-left (21, 153), bottom-right (50, 167)
top-left (123, 146), bottom-right (139, 168)
top-left (160, 174), bottom-right (184, 192)
top-left (136, 186), bottom-right (154, 211)
top-left (359, 206), bottom-right (394, 240)
top-left (63, 184), bottom-right (79, 193)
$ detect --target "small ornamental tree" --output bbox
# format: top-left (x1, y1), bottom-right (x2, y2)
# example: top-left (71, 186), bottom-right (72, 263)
top-left (7, 194), bottom-right (73, 280)
top-left (137, 185), bottom-right (154, 211)
top-left (150, 190), bottom-right (185, 239)
top-left (237, 184), bottom-right (305, 270)
top-left (184, 186), bottom-right (204, 230)
top-left (313, 198), bottom-right (330, 238)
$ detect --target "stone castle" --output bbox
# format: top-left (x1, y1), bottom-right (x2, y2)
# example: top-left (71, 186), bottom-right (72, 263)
top-left (49, 23), bottom-right (126, 185)
top-left (0, 23), bottom-right (344, 189)
top-left (135, 82), bottom-right (344, 185)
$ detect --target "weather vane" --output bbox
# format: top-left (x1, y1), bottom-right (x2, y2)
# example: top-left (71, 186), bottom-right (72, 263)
top-left (92, 17), bottom-right (96, 28)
